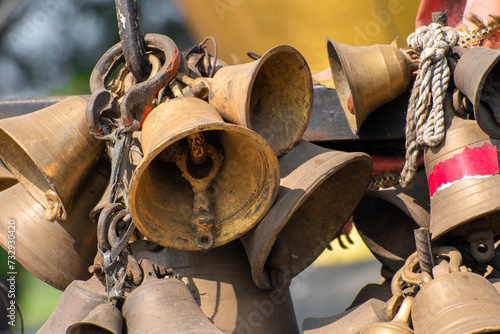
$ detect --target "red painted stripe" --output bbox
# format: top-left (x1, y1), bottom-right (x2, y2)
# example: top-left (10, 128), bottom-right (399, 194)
top-left (428, 142), bottom-right (499, 197)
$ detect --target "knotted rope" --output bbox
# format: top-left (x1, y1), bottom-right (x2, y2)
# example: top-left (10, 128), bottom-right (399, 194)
top-left (400, 23), bottom-right (459, 188)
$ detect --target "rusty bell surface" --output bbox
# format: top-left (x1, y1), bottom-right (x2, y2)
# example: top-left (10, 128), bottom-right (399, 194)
top-left (0, 96), bottom-right (105, 221)
top-left (127, 97), bottom-right (279, 251)
top-left (424, 94), bottom-right (500, 241)
top-left (326, 38), bottom-right (413, 135)
top-left (130, 239), bottom-right (299, 334)
top-left (0, 161), bottom-right (108, 291)
top-left (208, 45), bottom-right (313, 156)
top-left (241, 139), bottom-right (373, 290)
top-left (353, 170), bottom-right (430, 281)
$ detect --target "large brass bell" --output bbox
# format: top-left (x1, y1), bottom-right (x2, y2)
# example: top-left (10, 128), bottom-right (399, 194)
top-left (425, 94), bottom-right (500, 241)
top-left (241, 140), bottom-right (372, 290)
top-left (412, 249), bottom-right (500, 334)
top-left (66, 303), bottom-right (123, 334)
top-left (453, 46), bottom-right (500, 138)
top-left (127, 97), bottom-right (279, 251)
top-left (0, 161), bottom-right (108, 290)
top-left (122, 259), bottom-right (224, 333)
top-left (303, 298), bottom-right (388, 334)
top-left (130, 239), bottom-right (299, 333)
top-left (326, 38), bottom-right (413, 134)
top-left (37, 276), bottom-right (107, 333)
top-left (0, 97), bottom-right (105, 220)
top-left (208, 45), bottom-right (313, 156)
top-left (353, 170), bottom-right (430, 281)
top-left (361, 296), bottom-right (414, 334)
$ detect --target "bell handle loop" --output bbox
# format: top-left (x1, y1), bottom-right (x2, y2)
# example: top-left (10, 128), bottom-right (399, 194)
top-left (401, 252), bottom-right (432, 285)
top-left (44, 190), bottom-right (65, 221)
top-left (435, 246), bottom-right (462, 273)
top-left (392, 296), bottom-right (414, 324)
top-left (120, 33), bottom-right (181, 127)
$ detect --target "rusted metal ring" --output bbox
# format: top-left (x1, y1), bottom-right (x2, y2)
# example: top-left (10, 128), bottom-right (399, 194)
top-left (97, 203), bottom-right (124, 253)
top-left (108, 209), bottom-right (129, 248)
top-left (86, 33), bottom-right (180, 135)
top-left (120, 33), bottom-right (180, 127)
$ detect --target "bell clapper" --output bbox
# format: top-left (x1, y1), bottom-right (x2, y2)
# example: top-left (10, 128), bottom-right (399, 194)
top-left (175, 141), bottom-right (223, 251)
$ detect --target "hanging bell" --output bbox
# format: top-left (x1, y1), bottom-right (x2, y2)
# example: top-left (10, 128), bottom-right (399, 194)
top-left (208, 45), bottom-right (313, 156)
top-left (326, 38), bottom-right (413, 135)
top-left (130, 239), bottom-right (300, 333)
top-left (66, 303), bottom-right (123, 334)
top-left (361, 296), bottom-right (414, 334)
top-left (0, 97), bottom-right (105, 221)
top-left (0, 162), bottom-right (17, 191)
top-left (240, 139), bottom-right (372, 290)
top-left (127, 97), bottom-right (279, 251)
top-left (353, 170), bottom-right (430, 281)
top-left (122, 259), bottom-right (224, 333)
top-left (412, 259), bottom-right (500, 333)
top-left (453, 46), bottom-right (500, 138)
top-left (0, 161), bottom-right (109, 290)
top-left (425, 93), bottom-right (500, 241)
top-left (303, 298), bottom-right (388, 334)
top-left (38, 276), bottom-right (108, 333)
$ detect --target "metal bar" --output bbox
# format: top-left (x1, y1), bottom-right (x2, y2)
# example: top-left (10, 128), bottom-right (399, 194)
top-left (114, 0), bottom-right (151, 82)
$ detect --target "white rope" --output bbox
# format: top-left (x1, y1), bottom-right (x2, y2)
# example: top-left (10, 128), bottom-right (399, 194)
top-left (400, 23), bottom-right (459, 188)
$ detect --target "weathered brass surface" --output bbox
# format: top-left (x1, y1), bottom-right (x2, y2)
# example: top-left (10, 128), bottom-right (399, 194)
top-left (130, 240), bottom-right (299, 333)
top-left (37, 276), bottom-right (107, 333)
top-left (326, 38), bottom-right (412, 135)
top-left (0, 162), bottom-right (108, 290)
top-left (0, 96), bottom-right (104, 220)
top-left (128, 97), bottom-right (280, 251)
top-left (354, 170), bottom-right (430, 280)
top-left (361, 296), bottom-right (414, 334)
top-left (208, 45), bottom-right (313, 156)
top-left (424, 95), bottom-right (500, 241)
top-left (66, 303), bottom-right (123, 334)
top-left (240, 139), bottom-right (372, 290)
top-left (412, 269), bottom-right (500, 333)
top-left (123, 260), bottom-right (224, 333)
top-left (454, 46), bottom-right (500, 138)
top-left (0, 162), bottom-right (17, 191)
top-left (303, 298), bottom-right (388, 334)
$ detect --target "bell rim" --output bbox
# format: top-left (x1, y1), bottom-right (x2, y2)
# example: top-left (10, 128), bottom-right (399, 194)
top-left (128, 120), bottom-right (280, 251)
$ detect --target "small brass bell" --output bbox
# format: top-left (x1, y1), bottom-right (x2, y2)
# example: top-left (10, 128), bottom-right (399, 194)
top-left (208, 45), bottom-right (313, 156)
top-left (0, 97), bottom-right (105, 220)
top-left (66, 303), bottom-right (123, 334)
top-left (326, 38), bottom-right (413, 134)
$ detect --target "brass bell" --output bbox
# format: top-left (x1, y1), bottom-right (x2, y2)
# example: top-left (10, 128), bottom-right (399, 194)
top-left (453, 46), bottom-right (500, 138)
top-left (38, 276), bottom-right (107, 333)
top-left (353, 170), bottom-right (430, 281)
top-left (240, 139), bottom-right (372, 290)
top-left (361, 296), bottom-right (414, 334)
top-left (208, 45), bottom-right (313, 156)
top-left (130, 239), bottom-right (299, 333)
top-left (412, 259), bottom-right (500, 333)
top-left (303, 298), bottom-right (388, 334)
top-left (425, 94), bottom-right (500, 241)
top-left (0, 161), bottom-right (109, 290)
top-left (0, 97), bottom-right (105, 220)
top-left (127, 97), bottom-right (279, 251)
top-left (66, 303), bottom-right (123, 334)
top-left (326, 38), bottom-right (413, 134)
top-left (0, 162), bottom-right (17, 191)
top-left (122, 259), bottom-right (224, 333)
